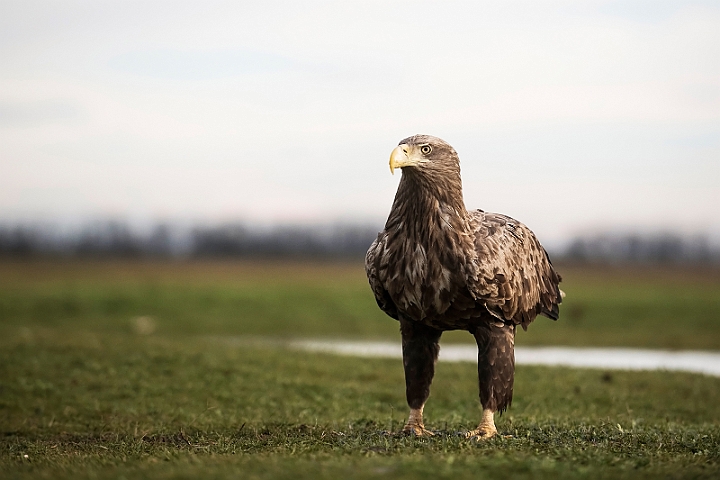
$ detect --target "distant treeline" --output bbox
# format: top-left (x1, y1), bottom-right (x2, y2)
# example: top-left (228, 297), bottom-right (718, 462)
top-left (563, 233), bottom-right (719, 265)
top-left (0, 222), bottom-right (379, 260)
top-left (1, 221), bottom-right (719, 265)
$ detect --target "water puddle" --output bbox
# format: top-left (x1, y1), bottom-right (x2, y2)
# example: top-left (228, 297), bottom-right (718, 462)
top-left (289, 340), bottom-right (720, 377)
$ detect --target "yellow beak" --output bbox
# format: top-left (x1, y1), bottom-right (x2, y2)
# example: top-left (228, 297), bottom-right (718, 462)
top-left (389, 144), bottom-right (409, 175)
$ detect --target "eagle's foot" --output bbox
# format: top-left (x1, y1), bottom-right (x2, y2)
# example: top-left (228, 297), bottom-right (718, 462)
top-left (466, 408), bottom-right (497, 441)
top-left (402, 422), bottom-right (435, 437)
top-left (464, 425), bottom-right (497, 441)
top-left (400, 407), bottom-right (434, 436)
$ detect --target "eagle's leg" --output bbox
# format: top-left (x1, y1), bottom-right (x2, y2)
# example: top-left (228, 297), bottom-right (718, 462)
top-left (399, 317), bottom-right (442, 436)
top-left (466, 321), bottom-right (516, 440)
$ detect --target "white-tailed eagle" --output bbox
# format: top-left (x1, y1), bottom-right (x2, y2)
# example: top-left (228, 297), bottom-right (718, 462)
top-left (365, 135), bottom-right (563, 439)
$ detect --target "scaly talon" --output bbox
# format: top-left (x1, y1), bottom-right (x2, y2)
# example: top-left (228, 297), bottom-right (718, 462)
top-left (465, 425), bottom-right (497, 441)
top-left (466, 408), bottom-right (497, 440)
top-left (401, 407), bottom-right (434, 436)
top-left (402, 422), bottom-right (435, 436)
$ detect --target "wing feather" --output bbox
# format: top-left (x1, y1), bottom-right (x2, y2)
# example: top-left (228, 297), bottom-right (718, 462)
top-left (469, 210), bottom-right (562, 329)
top-left (365, 232), bottom-right (399, 320)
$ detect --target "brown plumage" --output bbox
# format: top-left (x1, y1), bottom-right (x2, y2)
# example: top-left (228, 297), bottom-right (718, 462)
top-left (365, 134), bottom-right (562, 439)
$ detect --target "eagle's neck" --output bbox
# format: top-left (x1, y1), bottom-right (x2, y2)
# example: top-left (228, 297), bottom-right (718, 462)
top-left (385, 168), bottom-right (469, 238)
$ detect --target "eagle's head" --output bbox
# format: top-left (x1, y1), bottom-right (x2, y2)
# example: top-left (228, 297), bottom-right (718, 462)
top-left (387, 134), bottom-right (465, 211)
top-left (389, 134), bottom-right (460, 176)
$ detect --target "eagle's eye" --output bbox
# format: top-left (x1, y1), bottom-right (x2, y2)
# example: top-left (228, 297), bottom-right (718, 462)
top-left (420, 145), bottom-right (432, 155)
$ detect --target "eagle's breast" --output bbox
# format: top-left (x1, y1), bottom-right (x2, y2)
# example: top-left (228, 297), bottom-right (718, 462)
top-left (378, 201), bottom-right (479, 327)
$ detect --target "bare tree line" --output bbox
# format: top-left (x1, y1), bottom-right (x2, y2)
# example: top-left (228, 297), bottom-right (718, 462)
top-left (1, 221), bottom-right (719, 265)
top-left (564, 233), bottom-right (718, 265)
top-left (0, 221), bottom-right (379, 260)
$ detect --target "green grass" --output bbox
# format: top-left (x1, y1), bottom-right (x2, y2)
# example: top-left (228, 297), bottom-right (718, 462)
top-left (1, 259), bottom-right (719, 348)
top-left (1, 259), bottom-right (720, 478)
top-left (1, 330), bottom-right (719, 479)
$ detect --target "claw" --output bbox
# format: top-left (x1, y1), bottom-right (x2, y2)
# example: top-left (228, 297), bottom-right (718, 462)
top-left (465, 425), bottom-right (497, 441)
top-left (402, 422), bottom-right (435, 437)
top-left (466, 408), bottom-right (498, 441)
top-left (401, 407), bottom-right (434, 436)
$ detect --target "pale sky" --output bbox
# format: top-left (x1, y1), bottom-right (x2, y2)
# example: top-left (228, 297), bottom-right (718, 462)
top-left (1, 0), bottom-right (719, 244)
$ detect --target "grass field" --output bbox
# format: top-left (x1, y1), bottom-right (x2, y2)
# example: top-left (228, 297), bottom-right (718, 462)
top-left (1, 259), bottom-right (720, 478)
top-left (1, 259), bottom-right (719, 348)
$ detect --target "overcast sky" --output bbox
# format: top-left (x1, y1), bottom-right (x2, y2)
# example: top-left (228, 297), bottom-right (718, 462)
top-left (1, 0), bottom-right (719, 244)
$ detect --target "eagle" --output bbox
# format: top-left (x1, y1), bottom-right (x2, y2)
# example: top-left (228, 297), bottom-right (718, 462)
top-left (365, 135), bottom-right (562, 439)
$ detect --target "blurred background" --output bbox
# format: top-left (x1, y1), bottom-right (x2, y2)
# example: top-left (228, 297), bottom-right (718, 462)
top-left (1, 1), bottom-right (719, 350)
top-left (1, 0), bottom-right (719, 260)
